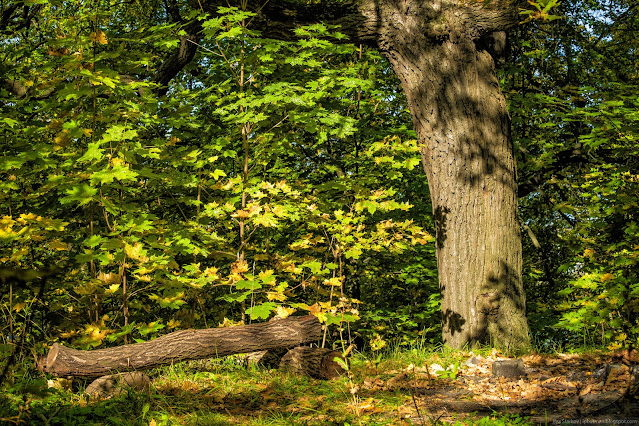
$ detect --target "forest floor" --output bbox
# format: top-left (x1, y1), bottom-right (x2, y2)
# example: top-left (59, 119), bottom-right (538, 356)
top-left (2, 347), bottom-right (638, 425)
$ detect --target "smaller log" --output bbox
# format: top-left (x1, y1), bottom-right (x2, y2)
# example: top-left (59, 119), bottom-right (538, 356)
top-left (45, 315), bottom-right (321, 378)
top-left (279, 347), bottom-right (346, 380)
top-left (244, 348), bottom-right (288, 369)
top-left (85, 372), bottom-right (151, 398)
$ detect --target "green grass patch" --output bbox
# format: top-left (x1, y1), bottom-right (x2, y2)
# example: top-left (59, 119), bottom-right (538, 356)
top-left (1, 345), bottom-right (544, 425)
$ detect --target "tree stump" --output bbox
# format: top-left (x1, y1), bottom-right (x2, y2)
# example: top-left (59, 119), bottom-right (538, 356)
top-left (279, 347), bottom-right (346, 380)
top-left (44, 315), bottom-right (321, 378)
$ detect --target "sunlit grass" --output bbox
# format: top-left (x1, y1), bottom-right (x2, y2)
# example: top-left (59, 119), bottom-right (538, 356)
top-left (0, 343), bottom-right (540, 425)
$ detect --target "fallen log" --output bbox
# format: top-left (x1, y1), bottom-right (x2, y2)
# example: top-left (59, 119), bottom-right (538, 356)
top-left (44, 315), bottom-right (321, 378)
top-left (279, 346), bottom-right (346, 380)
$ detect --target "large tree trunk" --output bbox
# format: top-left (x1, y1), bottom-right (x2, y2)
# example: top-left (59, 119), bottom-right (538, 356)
top-left (44, 315), bottom-right (321, 378)
top-left (382, 27), bottom-right (529, 350)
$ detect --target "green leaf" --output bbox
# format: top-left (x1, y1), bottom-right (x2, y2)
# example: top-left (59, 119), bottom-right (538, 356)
top-left (60, 184), bottom-right (98, 205)
top-left (301, 260), bottom-right (323, 274)
top-left (138, 321), bottom-right (165, 336)
top-left (218, 291), bottom-right (252, 303)
top-left (78, 142), bottom-right (105, 163)
top-left (212, 169), bottom-right (226, 180)
top-left (246, 302), bottom-right (277, 320)
top-left (236, 280), bottom-right (262, 290)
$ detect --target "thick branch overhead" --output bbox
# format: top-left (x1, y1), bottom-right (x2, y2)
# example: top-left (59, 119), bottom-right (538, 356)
top-left (151, 0), bottom-right (523, 89)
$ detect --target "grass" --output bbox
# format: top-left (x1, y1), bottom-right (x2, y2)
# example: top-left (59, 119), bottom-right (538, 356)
top-left (0, 344), bottom-right (538, 426)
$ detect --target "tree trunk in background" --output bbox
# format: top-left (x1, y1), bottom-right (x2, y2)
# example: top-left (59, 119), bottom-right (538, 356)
top-left (239, 0), bottom-right (532, 350)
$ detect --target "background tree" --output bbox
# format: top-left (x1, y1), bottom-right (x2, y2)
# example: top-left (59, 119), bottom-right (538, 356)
top-left (508, 0), bottom-right (639, 349)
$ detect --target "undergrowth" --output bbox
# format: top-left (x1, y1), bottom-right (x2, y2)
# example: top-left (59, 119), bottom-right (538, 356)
top-left (0, 344), bottom-right (538, 426)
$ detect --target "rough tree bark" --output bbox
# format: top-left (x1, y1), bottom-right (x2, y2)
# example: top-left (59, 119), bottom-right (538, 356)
top-left (370, 4), bottom-right (531, 350)
top-left (44, 315), bottom-right (321, 378)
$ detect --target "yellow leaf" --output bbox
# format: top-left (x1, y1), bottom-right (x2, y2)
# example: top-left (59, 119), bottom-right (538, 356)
top-left (74, 281), bottom-right (99, 295)
top-left (124, 242), bottom-right (148, 262)
top-left (319, 301), bottom-right (332, 309)
top-left (608, 342), bottom-right (622, 351)
top-left (231, 259), bottom-right (249, 275)
top-left (105, 284), bottom-right (120, 295)
top-left (323, 277), bottom-right (342, 287)
top-left (267, 291), bottom-right (287, 302)
top-left (258, 269), bottom-right (274, 281)
top-left (601, 273), bottom-right (614, 282)
top-left (98, 272), bottom-right (120, 284)
top-left (204, 267), bottom-right (219, 278)
top-left (275, 180), bottom-right (289, 191)
top-left (275, 306), bottom-right (296, 319)
top-left (219, 317), bottom-right (243, 327)
top-left (358, 397), bottom-right (375, 410)
top-left (49, 239), bottom-right (69, 250)
top-left (13, 302), bottom-right (27, 312)
top-left (60, 330), bottom-right (77, 339)
top-left (272, 205), bottom-right (287, 217)
top-left (54, 130), bottom-right (71, 149)
top-left (90, 30), bottom-right (108, 45)
top-left (309, 303), bottom-right (320, 315)
top-left (370, 334), bottom-right (387, 351)
top-left (232, 209), bottom-right (250, 218)
top-left (47, 119), bottom-right (63, 131)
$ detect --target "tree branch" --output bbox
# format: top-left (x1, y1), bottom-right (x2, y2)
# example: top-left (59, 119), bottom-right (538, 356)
top-left (517, 147), bottom-right (634, 198)
top-left (149, 0), bottom-right (524, 91)
top-left (152, 19), bottom-right (202, 95)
